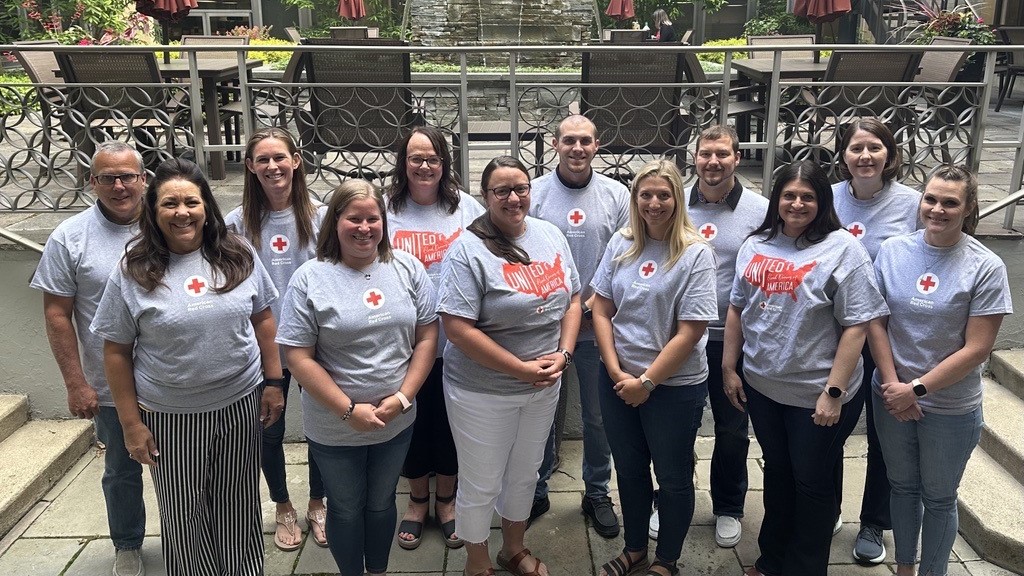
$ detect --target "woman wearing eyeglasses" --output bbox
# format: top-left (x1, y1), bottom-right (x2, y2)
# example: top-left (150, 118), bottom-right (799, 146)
top-left (386, 125), bottom-right (484, 551)
top-left (437, 156), bottom-right (581, 576)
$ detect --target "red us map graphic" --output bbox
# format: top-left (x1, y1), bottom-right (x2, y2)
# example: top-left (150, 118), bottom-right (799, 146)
top-left (503, 254), bottom-right (568, 300)
top-left (742, 254), bottom-right (818, 301)
top-left (392, 229), bottom-right (462, 268)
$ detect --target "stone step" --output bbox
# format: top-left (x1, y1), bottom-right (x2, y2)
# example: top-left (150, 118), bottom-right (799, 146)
top-left (981, 377), bottom-right (1024, 482)
top-left (959, 447), bottom-right (1024, 574)
top-left (989, 349), bottom-right (1024, 401)
top-left (0, 419), bottom-right (93, 539)
top-left (0, 395), bottom-right (28, 445)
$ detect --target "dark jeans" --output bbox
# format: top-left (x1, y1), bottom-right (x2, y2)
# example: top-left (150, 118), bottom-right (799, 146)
top-left (834, 345), bottom-right (892, 529)
top-left (309, 425), bottom-right (413, 576)
top-left (705, 340), bottom-right (750, 518)
top-left (261, 370), bottom-right (325, 502)
top-left (746, 381), bottom-right (862, 576)
top-left (598, 364), bottom-right (706, 564)
top-left (95, 406), bottom-right (146, 551)
top-left (402, 358), bottom-right (458, 479)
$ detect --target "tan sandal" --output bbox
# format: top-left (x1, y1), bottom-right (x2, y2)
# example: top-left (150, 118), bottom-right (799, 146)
top-left (306, 508), bottom-right (328, 547)
top-left (274, 510), bottom-right (301, 551)
top-left (496, 547), bottom-right (546, 576)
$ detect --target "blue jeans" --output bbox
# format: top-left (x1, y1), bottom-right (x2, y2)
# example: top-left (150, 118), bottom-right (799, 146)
top-left (261, 370), bottom-right (325, 502)
top-left (746, 382), bottom-right (861, 576)
top-left (598, 365), bottom-right (706, 564)
top-left (872, 395), bottom-right (982, 575)
top-left (308, 425), bottom-right (413, 576)
top-left (94, 406), bottom-right (146, 551)
top-left (536, 340), bottom-right (612, 499)
top-left (705, 340), bottom-right (750, 518)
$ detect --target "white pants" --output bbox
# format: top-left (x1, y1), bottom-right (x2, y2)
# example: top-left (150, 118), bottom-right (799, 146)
top-left (444, 380), bottom-right (559, 544)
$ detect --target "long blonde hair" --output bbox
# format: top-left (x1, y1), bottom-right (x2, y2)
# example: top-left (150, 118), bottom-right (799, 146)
top-left (618, 159), bottom-right (703, 269)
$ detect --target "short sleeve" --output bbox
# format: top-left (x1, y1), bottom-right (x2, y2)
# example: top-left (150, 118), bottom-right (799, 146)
top-left (590, 240), bottom-right (617, 299)
top-left (678, 245), bottom-right (719, 321)
top-left (275, 269), bottom-right (318, 348)
top-left (30, 235), bottom-right (77, 297)
top-left (729, 240), bottom-right (753, 308)
top-left (436, 243), bottom-right (484, 321)
top-left (89, 272), bottom-right (137, 345)
top-left (833, 260), bottom-right (889, 326)
top-left (250, 254), bottom-right (279, 313)
top-left (411, 259), bottom-right (439, 325)
top-left (969, 259), bottom-right (1013, 317)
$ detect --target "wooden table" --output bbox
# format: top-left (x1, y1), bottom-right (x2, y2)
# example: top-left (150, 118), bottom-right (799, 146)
top-left (158, 59), bottom-right (262, 180)
top-left (731, 58), bottom-right (830, 83)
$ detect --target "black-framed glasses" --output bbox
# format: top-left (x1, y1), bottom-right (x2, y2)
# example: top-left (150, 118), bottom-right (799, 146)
top-left (94, 173), bottom-right (142, 186)
top-left (407, 156), bottom-right (443, 168)
top-left (487, 183), bottom-right (531, 200)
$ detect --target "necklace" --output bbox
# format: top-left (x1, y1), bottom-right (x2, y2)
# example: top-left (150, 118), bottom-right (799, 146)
top-left (361, 260), bottom-right (381, 280)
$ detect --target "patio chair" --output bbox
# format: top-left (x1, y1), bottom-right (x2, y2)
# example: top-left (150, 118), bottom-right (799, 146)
top-left (609, 30), bottom-right (648, 43)
top-left (914, 37), bottom-right (977, 164)
top-left (285, 26), bottom-right (303, 44)
top-left (12, 40), bottom-right (69, 171)
top-left (329, 26), bottom-right (369, 40)
top-left (680, 51), bottom-right (765, 157)
top-left (294, 38), bottom-right (421, 182)
top-left (746, 34), bottom-right (817, 60)
top-left (995, 27), bottom-right (1024, 112)
top-left (179, 35), bottom-right (249, 158)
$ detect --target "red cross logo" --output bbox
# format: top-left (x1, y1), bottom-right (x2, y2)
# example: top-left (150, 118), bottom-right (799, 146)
top-left (363, 288), bottom-right (385, 309)
top-left (639, 260), bottom-right (657, 279)
top-left (270, 234), bottom-right (289, 254)
top-left (184, 275), bottom-right (208, 297)
top-left (567, 209), bottom-right (586, 227)
top-left (847, 222), bottom-right (865, 239)
top-left (916, 273), bottom-right (939, 295)
top-left (699, 223), bottom-right (717, 240)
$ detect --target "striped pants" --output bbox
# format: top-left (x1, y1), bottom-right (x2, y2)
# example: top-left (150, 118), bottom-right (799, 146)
top-left (140, 388), bottom-right (264, 576)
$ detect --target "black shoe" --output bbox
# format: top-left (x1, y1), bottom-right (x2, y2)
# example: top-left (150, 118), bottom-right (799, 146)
top-left (527, 496), bottom-right (550, 529)
top-left (582, 495), bottom-right (620, 538)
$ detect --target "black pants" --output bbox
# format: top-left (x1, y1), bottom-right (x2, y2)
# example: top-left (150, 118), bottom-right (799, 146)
top-left (402, 358), bottom-right (458, 478)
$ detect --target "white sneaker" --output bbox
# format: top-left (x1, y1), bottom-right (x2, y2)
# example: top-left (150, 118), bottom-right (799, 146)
top-left (648, 507), bottom-right (659, 540)
top-left (113, 549), bottom-right (144, 576)
top-left (833, 515), bottom-right (843, 536)
top-left (715, 515), bottom-right (742, 548)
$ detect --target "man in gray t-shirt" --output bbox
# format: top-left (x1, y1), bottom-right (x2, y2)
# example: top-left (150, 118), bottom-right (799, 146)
top-left (528, 115), bottom-right (629, 538)
top-left (29, 142), bottom-right (148, 576)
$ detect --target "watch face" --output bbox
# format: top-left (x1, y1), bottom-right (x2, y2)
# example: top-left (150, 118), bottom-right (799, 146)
top-left (914, 384), bottom-right (927, 397)
top-left (828, 387), bottom-right (842, 398)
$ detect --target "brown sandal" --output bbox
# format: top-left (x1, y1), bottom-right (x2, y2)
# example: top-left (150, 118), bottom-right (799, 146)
top-left (464, 570), bottom-right (496, 576)
top-left (496, 547), bottom-right (546, 576)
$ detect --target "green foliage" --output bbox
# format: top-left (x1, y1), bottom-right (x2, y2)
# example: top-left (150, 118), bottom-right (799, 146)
top-left (909, 5), bottom-right (996, 45)
top-left (248, 38), bottom-right (298, 69)
top-left (280, 0), bottom-right (401, 39)
top-left (698, 37), bottom-right (747, 64)
top-left (0, 71), bottom-right (34, 116)
top-left (743, 0), bottom-right (813, 37)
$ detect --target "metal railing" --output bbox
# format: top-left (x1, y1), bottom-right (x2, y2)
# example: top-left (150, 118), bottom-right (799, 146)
top-left (1, 43), bottom-right (1021, 231)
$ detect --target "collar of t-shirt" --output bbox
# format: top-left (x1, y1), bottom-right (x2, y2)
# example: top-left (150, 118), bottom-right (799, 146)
top-left (688, 179), bottom-right (743, 210)
top-left (555, 166), bottom-right (594, 189)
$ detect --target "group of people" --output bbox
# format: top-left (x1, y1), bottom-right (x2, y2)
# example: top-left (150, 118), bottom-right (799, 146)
top-left (31, 114), bottom-right (1010, 576)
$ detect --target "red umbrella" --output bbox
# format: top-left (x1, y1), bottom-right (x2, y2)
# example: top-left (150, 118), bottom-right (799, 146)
top-left (793, 0), bottom-right (851, 24)
top-left (136, 0), bottom-right (199, 62)
top-left (605, 0), bottom-right (635, 21)
top-left (338, 0), bottom-right (367, 21)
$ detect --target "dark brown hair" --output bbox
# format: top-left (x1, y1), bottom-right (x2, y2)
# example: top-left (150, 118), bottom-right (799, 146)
top-left (125, 158), bottom-right (253, 292)
top-left (696, 124), bottom-right (740, 155)
top-left (751, 160), bottom-right (842, 246)
top-left (316, 180), bottom-right (394, 264)
top-left (241, 127), bottom-right (317, 250)
top-left (468, 156), bottom-right (532, 265)
top-left (837, 118), bottom-right (902, 182)
top-left (387, 125), bottom-right (462, 215)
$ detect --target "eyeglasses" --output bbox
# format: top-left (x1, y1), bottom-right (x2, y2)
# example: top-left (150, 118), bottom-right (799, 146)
top-left (94, 173), bottom-right (142, 186)
top-left (407, 156), bottom-right (443, 168)
top-left (487, 183), bottom-right (531, 200)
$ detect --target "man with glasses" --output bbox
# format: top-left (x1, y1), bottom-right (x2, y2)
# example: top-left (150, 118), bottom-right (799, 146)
top-left (527, 114), bottom-right (629, 538)
top-left (31, 141), bottom-right (148, 576)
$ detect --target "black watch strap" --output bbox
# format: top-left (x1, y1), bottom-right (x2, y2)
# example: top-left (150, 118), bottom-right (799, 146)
top-left (262, 377), bottom-right (286, 389)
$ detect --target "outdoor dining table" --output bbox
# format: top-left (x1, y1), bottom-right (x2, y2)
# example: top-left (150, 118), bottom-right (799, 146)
top-left (730, 57), bottom-right (830, 83)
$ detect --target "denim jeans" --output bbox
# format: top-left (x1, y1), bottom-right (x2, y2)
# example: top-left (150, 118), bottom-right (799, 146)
top-left (536, 340), bottom-right (612, 499)
top-left (872, 395), bottom-right (982, 575)
top-left (598, 364), bottom-right (706, 564)
top-left (261, 370), bottom-right (325, 502)
top-left (746, 382), bottom-right (862, 576)
top-left (705, 340), bottom-right (750, 518)
top-left (94, 406), bottom-right (146, 551)
top-left (834, 346), bottom-right (891, 529)
top-left (308, 425), bottom-right (413, 576)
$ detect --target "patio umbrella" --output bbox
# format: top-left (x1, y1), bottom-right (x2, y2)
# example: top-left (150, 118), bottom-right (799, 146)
top-left (338, 0), bottom-right (367, 21)
top-left (136, 0), bottom-right (199, 63)
top-left (605, 0), bottom-right (635, 21)
top-left (793, 0), bottom-right (851, 24)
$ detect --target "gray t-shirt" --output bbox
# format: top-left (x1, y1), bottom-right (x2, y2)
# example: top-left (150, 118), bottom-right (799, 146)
top-left (730, 231), bottom-right (889, 408)
top-left (30, 205), bottom-right (138, 407)
top-left (224, 203), bottom-right (328, 366)
top-left (90, 247), bottom-right (278, 413)
top-left (275, 250), bottom-right (437, 446)
top-left (437, 216), bottom-right (581, 396)
top-left (529, 171), bottom-right (629, 342)
top-left (687, 186), bottom-right (768, 340)
top-left (591, 232), bottom-right (718, 386)
top-left (872, 231), bottom-right (1013, 414)
top-left (832, 180), bottom-right (920, 260)
top-left (387, 191), bottom-right (486, 357)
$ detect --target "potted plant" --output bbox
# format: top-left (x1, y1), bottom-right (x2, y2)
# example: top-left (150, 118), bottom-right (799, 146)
top-left (900, 1), bottom-right (996, 81)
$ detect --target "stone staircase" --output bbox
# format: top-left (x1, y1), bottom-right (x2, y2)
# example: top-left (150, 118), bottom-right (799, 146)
top-left (0, 395), bottom-right (92, 540)
top-left (959, 349), bottom-right (1024, 573)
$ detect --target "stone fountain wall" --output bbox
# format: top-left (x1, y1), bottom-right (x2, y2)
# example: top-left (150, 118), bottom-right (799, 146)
top-left (410, 0), bottom-right (594, 67)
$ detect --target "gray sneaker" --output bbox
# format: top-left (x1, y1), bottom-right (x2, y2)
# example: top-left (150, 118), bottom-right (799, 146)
top-left (852, 525), bottom-right (886, 564)
top-left (113, 548), bottom-right (144, 576)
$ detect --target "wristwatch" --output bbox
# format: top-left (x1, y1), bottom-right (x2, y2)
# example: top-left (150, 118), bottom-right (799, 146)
top-left (394, 391), bottom-right (413, 414)
top-left (826, 386), bottom-right (846, 399)
top-left (640, 373), bottom-right (656, 392)
top-left (580, 301), bottom-right (593, 319)
top-left (558, 348), bottom-right (574, 367)
top-left (912, 378), bottom-right (928, 397)
top-left (262, 376), bottom-right (286, 389)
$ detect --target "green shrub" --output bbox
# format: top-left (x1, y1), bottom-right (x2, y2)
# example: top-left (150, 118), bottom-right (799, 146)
top-left (0, 72), bottom-right (35, 116)
top-left (249, 38), bottom-right (297, 70)
top-left (697, 38), bottom-right (748, 64)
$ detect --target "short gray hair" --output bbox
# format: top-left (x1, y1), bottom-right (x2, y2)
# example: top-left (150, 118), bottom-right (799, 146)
top-left (91, 141), bottom-right (144, 173)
